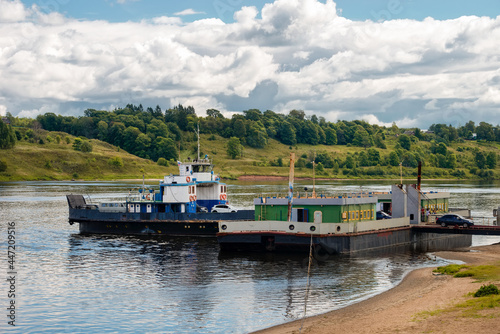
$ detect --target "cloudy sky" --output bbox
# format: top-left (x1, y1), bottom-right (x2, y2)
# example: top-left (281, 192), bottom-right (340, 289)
top-left (1, 0), bottom-right (499, 129)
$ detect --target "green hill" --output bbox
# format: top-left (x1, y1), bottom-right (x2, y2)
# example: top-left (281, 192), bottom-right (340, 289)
top-left (1, 128), bottom-right (498, 181)
top-left (201, 133), bottom-right (500, 181)
top-left (0, 131), bottom-right (175, 181)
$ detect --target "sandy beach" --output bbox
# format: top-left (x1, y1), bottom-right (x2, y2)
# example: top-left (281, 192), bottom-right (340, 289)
top-left (255, 243), bottom-right (500, 334)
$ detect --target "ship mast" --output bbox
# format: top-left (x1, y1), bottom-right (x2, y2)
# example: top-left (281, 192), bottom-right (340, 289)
top-left (288, 152), bottom-right (295, 222)
top-left (197, 122), bottom-right (200, 161)
top-left (312, 152), bottom-right (316, 198)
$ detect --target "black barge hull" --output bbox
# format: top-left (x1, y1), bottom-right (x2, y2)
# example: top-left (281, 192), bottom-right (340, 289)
top-left (70, 209), bottom-right (255, 236)
top-left (217, 227), bottom-right (472, 255)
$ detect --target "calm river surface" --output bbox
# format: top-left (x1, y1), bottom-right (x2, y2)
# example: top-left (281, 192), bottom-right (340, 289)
top-left (1, 179), bottom-right (500, 333)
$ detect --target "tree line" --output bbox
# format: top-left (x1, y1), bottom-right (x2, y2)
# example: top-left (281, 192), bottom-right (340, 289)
top-left (1, 104), bottom-right (499, 178)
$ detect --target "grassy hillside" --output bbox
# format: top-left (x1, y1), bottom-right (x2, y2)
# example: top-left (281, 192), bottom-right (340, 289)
top-left (1, 130), bottom-right (499, 181)
top-left (0, 131), bottom-right (176, 181)
top-left (194, 133), bottom-right (500, 180)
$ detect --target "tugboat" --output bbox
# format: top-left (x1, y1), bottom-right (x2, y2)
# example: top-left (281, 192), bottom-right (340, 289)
top-left (66, 156), bottom-right (254, 236)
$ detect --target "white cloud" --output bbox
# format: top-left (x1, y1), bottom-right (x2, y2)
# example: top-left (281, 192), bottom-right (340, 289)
top-left (0, 0), bottom-right (29, 23)
top-left (360, 114), bottom-right (393, 127)
top-left (116, 0), bottom-right (140, 4)
top-left (155, 17), bottom-right (183, 25)
top-left (0, 0), bottom-right (500, 128)
top-left (18, 104), bottom-right (59, 118)
top-left (0, 104), bottom-right (7, 116)
top-left (0, 0), bottom-right (28, 22)
top-left (174, 9), bottom-right (205, 16)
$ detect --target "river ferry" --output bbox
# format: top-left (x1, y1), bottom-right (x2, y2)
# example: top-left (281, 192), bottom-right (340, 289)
top-left (216, 157), bottom-right (471, 255)
top-left (66, 157), bottom-right (254, 236)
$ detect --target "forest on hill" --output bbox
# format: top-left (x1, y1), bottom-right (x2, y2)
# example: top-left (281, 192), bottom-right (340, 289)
top-left (1, 104), bottom-right (499, 180)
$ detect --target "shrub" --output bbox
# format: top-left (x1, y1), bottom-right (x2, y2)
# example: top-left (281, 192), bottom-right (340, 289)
top-left (80, 141), bottom-right (93, 153)
top-left (73, 138), bottom-right (83, 150)
top-left (0, 160), bottom-right (7, 172)
top-left (108, 157), bottom-right (123, 167)
top-left (474, 284), bottom-right (499, 297)
top-left (157, 157), bottom-right (168, 166)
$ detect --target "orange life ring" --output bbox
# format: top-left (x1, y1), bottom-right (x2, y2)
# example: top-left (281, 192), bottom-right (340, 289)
top-left (186, 176), bottom-right (191, 182)
top-left (193, 195), bottom-right (196, 201)
top-left (220, 194), bottom-right (223, 200)
top-left (189, 195), bottom-right (193, 202)
top-left (146, 194), bottom-right (151, 200)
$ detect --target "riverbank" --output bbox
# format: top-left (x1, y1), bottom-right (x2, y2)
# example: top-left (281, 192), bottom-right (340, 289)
top-left (255, 243), bottom-right (500, 334)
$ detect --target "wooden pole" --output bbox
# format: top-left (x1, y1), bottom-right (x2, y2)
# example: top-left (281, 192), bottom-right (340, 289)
top-left (288, 153), bottom-right (295, 222)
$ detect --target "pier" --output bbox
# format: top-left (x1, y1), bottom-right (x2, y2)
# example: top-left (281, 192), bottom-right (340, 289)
top-left (412, 224), bottom-right (500, 236)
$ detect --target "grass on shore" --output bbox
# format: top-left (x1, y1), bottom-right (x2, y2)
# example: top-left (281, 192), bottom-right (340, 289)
top-left (413, 262), bottom-right (500, 321)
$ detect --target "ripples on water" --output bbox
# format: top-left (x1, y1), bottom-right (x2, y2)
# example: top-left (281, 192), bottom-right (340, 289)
top-left (1, 180), bottom-right (500, 333)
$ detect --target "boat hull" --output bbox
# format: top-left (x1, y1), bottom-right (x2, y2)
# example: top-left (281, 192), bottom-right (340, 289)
top-left (69, 208), bottom-right (255, 236)
top-left (217, 227), bottom-right (472, 255)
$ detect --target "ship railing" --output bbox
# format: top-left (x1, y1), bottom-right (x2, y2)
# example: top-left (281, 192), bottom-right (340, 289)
top-left (182, 158), bottom-right (212, 164)
top-left (126, 194), bottom-right (156, 202)
top-left (470, 216), bottom-right (498, 226)
top-left (258, 191), bottom-right (380, 199)
top-left (421, 188), bottom-right (449, 194)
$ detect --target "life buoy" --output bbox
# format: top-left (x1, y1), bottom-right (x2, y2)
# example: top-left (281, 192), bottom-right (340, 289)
top-left (186, 176), bottom-right (191, 182)
top-left (189, 195), bottom-right (194, 202)
top-left (220, 194), bottom-right (226, 200)
top-left (146, 194), bottom-right (151, 200)
top-left (193, 195), bottom-right (196, 201)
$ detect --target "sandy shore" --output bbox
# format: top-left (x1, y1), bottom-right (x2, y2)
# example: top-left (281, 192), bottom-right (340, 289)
top-left (255, 243), bottom-right (500, 334)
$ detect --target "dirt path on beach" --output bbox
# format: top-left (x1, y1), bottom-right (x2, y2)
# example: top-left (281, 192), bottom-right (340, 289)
top-left (255, 244), bottom-right (500, 334)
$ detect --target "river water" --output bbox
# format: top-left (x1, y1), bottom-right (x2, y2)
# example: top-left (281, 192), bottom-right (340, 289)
top-left (1, 180), bottom-right (499, 333)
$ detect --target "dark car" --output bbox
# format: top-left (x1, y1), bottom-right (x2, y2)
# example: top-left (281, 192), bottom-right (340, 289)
top-left (436, 214), bottom-right (474, 228)
top-left (196, 204), bottom-right (208, 213)
top-left (376, 211), bottom-right (392, 220)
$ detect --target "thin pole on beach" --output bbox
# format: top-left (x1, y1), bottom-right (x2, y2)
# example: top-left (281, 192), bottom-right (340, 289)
top-left (299, 234), bottom-right (314, 333)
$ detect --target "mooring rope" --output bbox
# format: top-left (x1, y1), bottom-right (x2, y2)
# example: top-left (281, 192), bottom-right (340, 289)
top-left (299, 233), bottom-right (314, 333)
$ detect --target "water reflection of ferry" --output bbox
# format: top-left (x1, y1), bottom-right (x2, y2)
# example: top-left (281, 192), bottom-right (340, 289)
top-left (66, 157), bottom-right (254, 236)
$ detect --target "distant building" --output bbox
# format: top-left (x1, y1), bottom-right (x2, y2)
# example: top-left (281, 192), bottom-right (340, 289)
top-left (403, 130), bottom-right (415, 136)
top-left (1, 117), bottom-right (10, 125)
